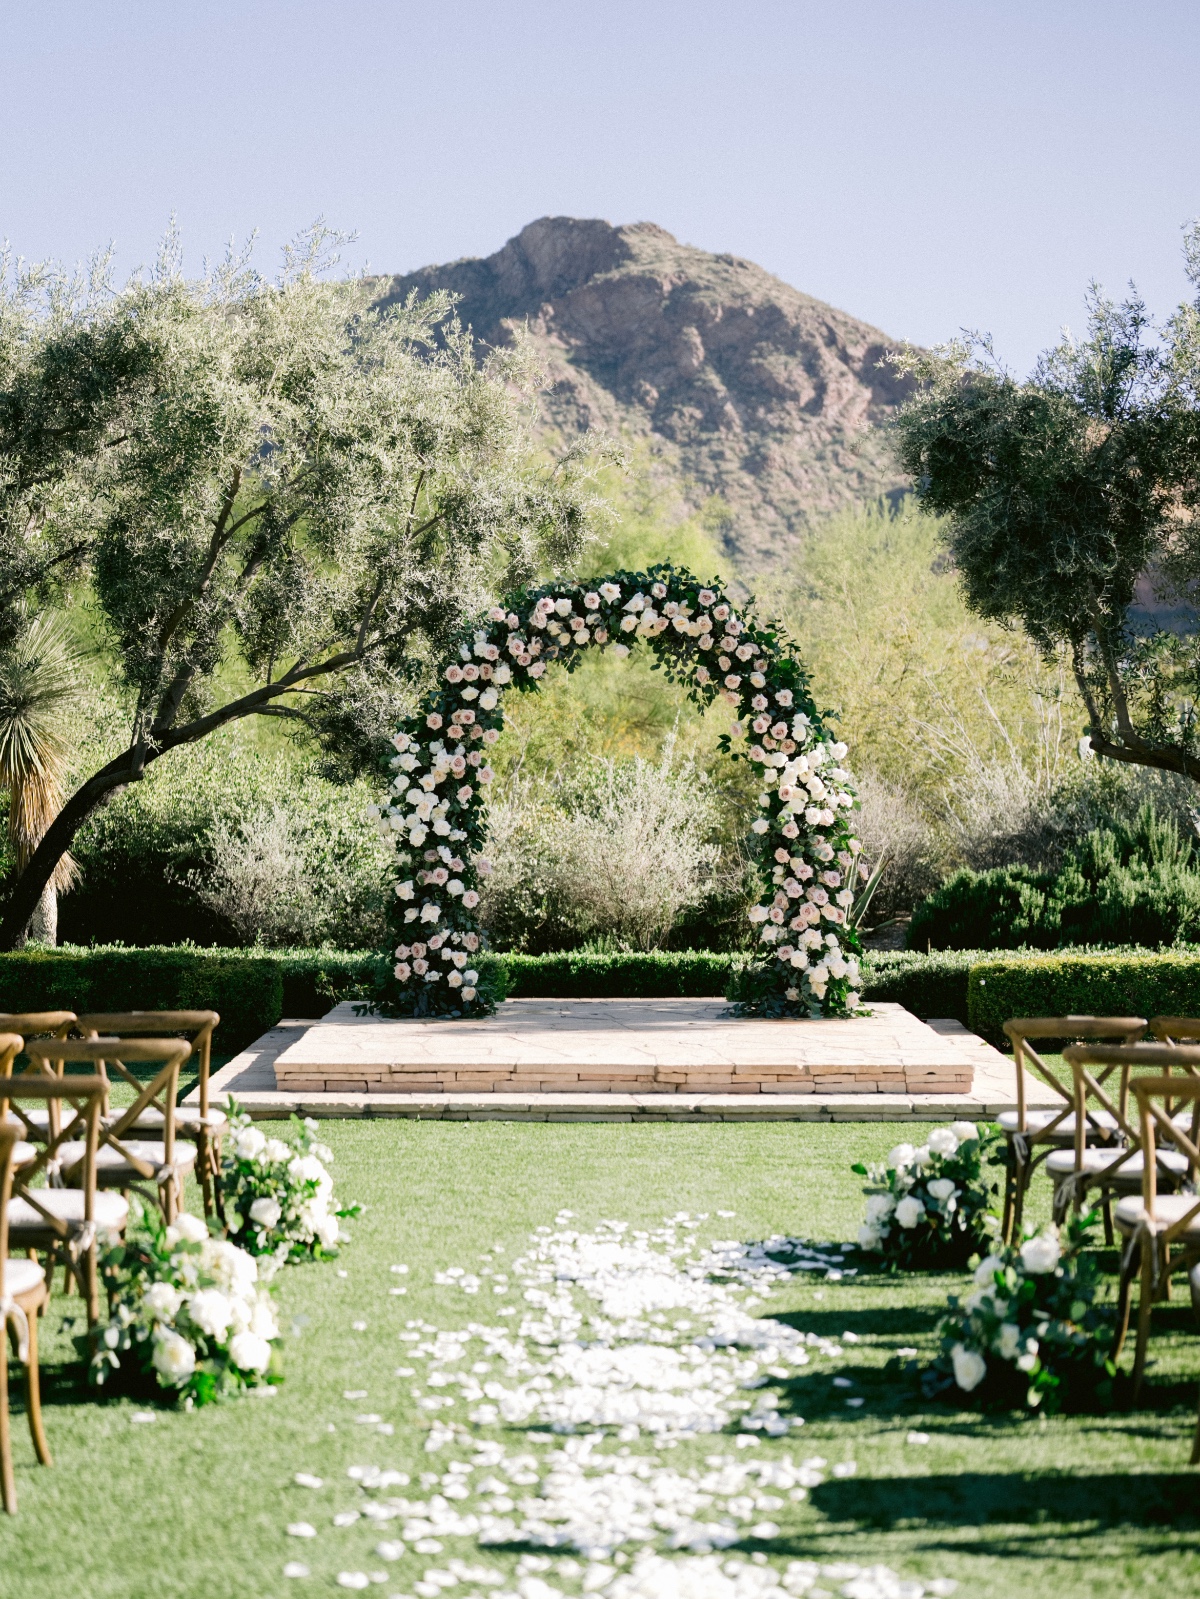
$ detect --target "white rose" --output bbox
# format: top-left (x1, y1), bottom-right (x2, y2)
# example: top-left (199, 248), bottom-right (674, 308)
top-left (865, 1194), bottom-right (895, 1224)
top-left (152, 1328), bottom-right (196, 1384)
top-left (201, 1238), bottom-right (259, 1296)
top-left (229, 1331), bottom-right (273, 1374)
top-left (911, 1145), bottom-right (932, 1168)
top-left (172, 1212), bottom-right (208, 1245)
top-left (927, 1127), bottom-right (960, 1157)
top-left (950, 1343), bottom-right (987, 1392)
top-left (288, 1154), bottom-right (332, 1193)
top-left (926, 1177), bottom-right (957, 1203)
top-left (995, 1322), bottom-right (1022, 1362)
top-left (887, 1143), bottom-right (915, 1170)
top-left (263, 1139), bottom-right (291, 1163)
top-left (250, 1196), bottom-right (282, 1229)
top-left (894, 1196), bottom-right (925, 1229)
top-left (949, 1121), bottom-right (979, 1144)
top-left (317, 1213), bottom-right (341, 1249)
top-left (145, 1281), bottom-right (182, 1321)
top-left (1019, 1231), bottom-right (1061, 1275)
top-left (235, 1126), bottom-right (267, 1161)
top-left (973, 1253), bottom-right (1004, 1286)
top-left (251, 1297), bottom-right (279, 1340)
top-left (1016, 1339), bottom-right (1040, 1372)
top-left (188, 1289), bottom-right (234, 1340)
top-left (857, 1225), bottom-right (882, 1251)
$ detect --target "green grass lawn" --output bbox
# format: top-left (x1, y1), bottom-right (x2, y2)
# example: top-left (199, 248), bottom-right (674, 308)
top-left (3, 1119), bottom-right (1197, 1599)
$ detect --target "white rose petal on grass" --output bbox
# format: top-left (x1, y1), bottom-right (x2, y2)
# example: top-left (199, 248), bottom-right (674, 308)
top-left (287, 1522), bottom-right (318, 1538)
top-left (130, 1411), bottom-right (157, 1425)
top-left (283, 1562), bottom-right (311, 1578)
top-left (906, 1431), bottom-right (930, 1445)
top-left (337, 1576), bottom-right (371, 1591)
top-left (294, 1473), bottom-right (323, 1489)
top-left (352, 1321), bottom-right (368, 1332)
top-left (375, 1540), bottom-right (406, 1560)
top-left (334, 1511), bottom-right (362, 1527)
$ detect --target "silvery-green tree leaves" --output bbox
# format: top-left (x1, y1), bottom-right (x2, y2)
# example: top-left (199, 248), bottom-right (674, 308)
top-left (0, 226), bottom-right (611, 947)
top-left (889, 224), bottom-right (1200, 788)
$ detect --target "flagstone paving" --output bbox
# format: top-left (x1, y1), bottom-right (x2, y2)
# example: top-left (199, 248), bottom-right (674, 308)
top-left (201, 1002), bottom-right (1055, 1123)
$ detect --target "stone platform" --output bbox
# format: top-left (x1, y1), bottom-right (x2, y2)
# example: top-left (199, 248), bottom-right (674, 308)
top-left (200, 1000), bottom-right (1050, 1122)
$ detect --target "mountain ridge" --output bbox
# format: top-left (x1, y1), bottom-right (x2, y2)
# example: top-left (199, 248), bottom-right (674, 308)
top-left (377, 217), bottom-right (913, 570)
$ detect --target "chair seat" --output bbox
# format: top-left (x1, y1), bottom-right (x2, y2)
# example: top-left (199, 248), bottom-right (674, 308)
top-left (105, 1106), bottom-right (227, 1136)
top-left (3, 1258), bottom-right (45, 1299)
top-left (3, 1106), bottom-right (50, 1135)
top-left (57, 1139), bottom-right (197, 1179)
top-left (12, 1141), bottom-right (36, 1168)
top-left (998, 1108), bottom-right (1118, 1137)
top-left (1115, 1193), bottom-right (1200, 1237)
top-left (1046, 1147), bottom-right (1190, 1179)
top-left (7, 1188), bottom-right (129, 1233)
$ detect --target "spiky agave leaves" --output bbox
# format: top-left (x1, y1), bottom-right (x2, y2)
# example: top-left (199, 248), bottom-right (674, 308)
top-left (0, 608), bottom-right (81, 892)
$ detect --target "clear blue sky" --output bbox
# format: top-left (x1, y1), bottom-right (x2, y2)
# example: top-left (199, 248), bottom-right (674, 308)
top-left (2, 0), bottom-right (1198, 373)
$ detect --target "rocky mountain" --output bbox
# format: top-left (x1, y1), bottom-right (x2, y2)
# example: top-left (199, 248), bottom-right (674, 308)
top-left (377, 217), bottom-right (913, 572)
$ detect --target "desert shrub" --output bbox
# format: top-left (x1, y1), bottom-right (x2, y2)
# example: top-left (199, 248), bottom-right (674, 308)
top-left (479, 744), bottom-right (735, 953)
top-left (911, 803), bottom-right (1200, 951)
top-left (59, 739), bottom-right (390, 949)
top-left (852, 770), bottom-right (940, 921)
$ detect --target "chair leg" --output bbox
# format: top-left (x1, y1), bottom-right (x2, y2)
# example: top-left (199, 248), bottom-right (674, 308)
top-left (1113, 1248), bottom-right (1138, 1362)
top-left (1102, 1197), bottom-right (1114, 1248)
top-left (1011, 1162), bottom-right (1029, 1239)
top-left (1131, 1244), bottom-right (1156, 1401)
top-left (1, 1318), bottom-right (15, 1513)
top-left (23, 1301), bottom-right (50, 1469)
top-left (212, 1137), bottom-right (226, 1226)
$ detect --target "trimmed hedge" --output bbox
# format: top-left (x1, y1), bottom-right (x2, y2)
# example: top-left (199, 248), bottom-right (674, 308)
top-left (13, 943), bottom-right (1191, 1056)
top-left (859, 949), bottom-right (980, 1025)
top-left (499, 950), bottom-right (738, 998)
top-left (967, 950), bottom-right (1200, 1045)
top-left (0, 947), bottom-right (284, 1052)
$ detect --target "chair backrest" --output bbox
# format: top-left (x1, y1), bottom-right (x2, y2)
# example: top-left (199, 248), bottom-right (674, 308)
top-left (75, 1011), bottom-right (219, 1117)
top-left (1063, 1042), bottom-right (1200, 1186)
top-left (0, 1065), bottom-right (107, 1242)
top-left (26, 1037), bottom-right (190, 1185)
top-left (0, 1013), bottom-right (77, 1082)
top-left (0, 1116), bottom-right (19, 1301)
top-left (1004, 1016), bottom-right (1148, 1135)
top-left (1132, 1074), bottom-right (1200, 1243)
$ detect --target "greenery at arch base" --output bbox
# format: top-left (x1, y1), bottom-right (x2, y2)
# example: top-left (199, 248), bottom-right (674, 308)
top-left (367, 564), bottom-right (868, 1020)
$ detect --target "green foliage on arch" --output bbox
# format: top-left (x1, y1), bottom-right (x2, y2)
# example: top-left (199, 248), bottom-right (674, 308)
top-left (367, 564), bottom-right (865, 1019)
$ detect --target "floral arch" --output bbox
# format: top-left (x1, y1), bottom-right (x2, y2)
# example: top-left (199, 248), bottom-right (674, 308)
top-left (367, 564), bottom-right (866, 1020)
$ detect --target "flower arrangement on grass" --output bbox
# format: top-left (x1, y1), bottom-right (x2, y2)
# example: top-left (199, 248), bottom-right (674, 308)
top-left (91, 1203), bottom-right (280, 1405)
top-left (853, 1121), bottom-right (1002, 1269)
top-left (928, 1209), bottom-right (1115, 1412)
top-left (220, 1103), bottom-right (361, 1261)
top-left (368, 563), bottom-right (865, 1019)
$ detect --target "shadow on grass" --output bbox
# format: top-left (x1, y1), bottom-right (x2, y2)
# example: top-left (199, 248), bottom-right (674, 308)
top-left (804, 1468), bottom-right (1200, 1538)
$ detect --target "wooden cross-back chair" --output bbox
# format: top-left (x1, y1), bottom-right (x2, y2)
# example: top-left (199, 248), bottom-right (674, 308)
top-left (1054, 1043), bottom-right (1199, 1243)
top-left (75, 1011), bottom-right (223, 1219)
top-left (1, 1066), bottom-right (109, 1327)
top-left (25, 1037), bottom-right (194, 1229)
top-left (1113, 1072), bottom-right (1200, 1415)
top-left (0, 1106), bottom-right (52, 1513)
top-left (1147, 1017), bottom-right (1200, 1153)
top-left (0, 1014), bottom-right (77, 1143)
top-left (999, 1015), bottom-right (1148, 1240)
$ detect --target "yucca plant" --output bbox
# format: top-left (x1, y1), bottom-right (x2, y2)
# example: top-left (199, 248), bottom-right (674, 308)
top-left (0, 611), bottom-right (80, 944)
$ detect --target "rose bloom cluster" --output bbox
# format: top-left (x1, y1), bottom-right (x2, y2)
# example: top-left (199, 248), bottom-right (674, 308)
top-left (855, 1121), bottom-right (999, 1270)
top-left (221, 1109), bottom-right (359, 1262)
top-left (367, 568), bottom-right (865, 1019)
top-left (933, 1209), bottom-right (1113, 1411)
top-left (93, 1208), bottom-right (280, 1404)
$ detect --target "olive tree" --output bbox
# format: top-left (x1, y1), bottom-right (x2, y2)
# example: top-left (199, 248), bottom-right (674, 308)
top-left (0, 227), bottom-right (610, 947)
top-left (889, 228), bottom-right (1200, 787)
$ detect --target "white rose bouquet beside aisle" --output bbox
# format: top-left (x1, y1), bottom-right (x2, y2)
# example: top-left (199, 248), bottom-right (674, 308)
top-left (928, 1210), bottom-right (1116, 1413)
top-left (853, 1121), bottom-right (1002, 1269)
top-left (220, 1102), bottom-right (361, 1262)
top-left (90, 1202), bottom-right (281, 1405)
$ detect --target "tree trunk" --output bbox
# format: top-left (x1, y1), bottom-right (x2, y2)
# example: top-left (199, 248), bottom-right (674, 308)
top-left (26, 882), bottom-right (58, 947)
